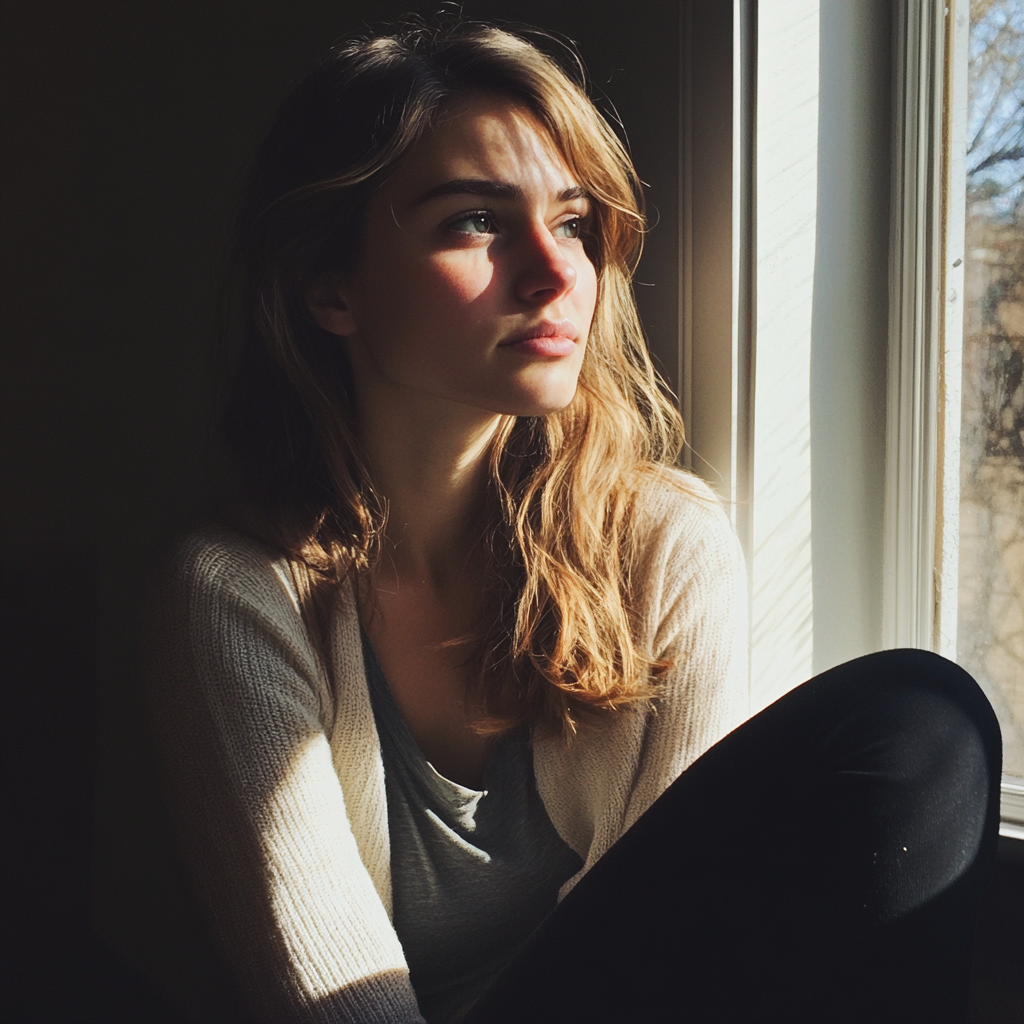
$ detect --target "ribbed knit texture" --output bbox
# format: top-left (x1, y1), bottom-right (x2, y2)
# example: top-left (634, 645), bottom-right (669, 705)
top-left (149, 470), bottom-right (748, 1023)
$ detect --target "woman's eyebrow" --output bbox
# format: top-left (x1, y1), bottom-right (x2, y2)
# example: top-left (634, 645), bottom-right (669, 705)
top-left (412, 178), bottom-right (588, 205)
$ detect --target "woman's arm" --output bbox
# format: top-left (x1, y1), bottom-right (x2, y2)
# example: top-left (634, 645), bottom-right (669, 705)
top-left (535, 473), bottom-right (749, 882)
top-left (150, 529), bottom-right (424, 1024)
top-left (623, 475), bottom-right (750, 830)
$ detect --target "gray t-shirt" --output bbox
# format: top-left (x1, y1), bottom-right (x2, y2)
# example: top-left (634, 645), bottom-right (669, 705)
top-left (361, 634), bottom-right (583, 1024)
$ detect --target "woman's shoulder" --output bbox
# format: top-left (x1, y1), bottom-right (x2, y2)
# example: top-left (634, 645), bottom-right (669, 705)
top-left (154, 525), bottom-right (323, 681)
top-left (153, 524), bottom-right (335, 722)
top-left (163, 523), bottom-right (302, 615)
top-left (627, 465), bottom-right (746, 640)
top-left (632, 465), bottom-right (740, 569)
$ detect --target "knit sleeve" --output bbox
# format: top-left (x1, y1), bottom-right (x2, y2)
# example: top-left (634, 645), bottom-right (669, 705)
top-left (621, 474), bottom-right (750, 832)
top-left (149, 529), bottom-right (425, 1024)
top-left (536, 472), bottom-right (750, 881)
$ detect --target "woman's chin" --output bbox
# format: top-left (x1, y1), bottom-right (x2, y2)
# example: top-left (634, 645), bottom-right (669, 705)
top-left (481, 383), bottom-right (580, 419)
top-left (495, 368), bottom-right (583, 417)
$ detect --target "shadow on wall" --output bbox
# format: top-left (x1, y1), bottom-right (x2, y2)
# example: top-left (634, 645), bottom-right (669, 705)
top-left (0, 555), bottom-right (183, 1022)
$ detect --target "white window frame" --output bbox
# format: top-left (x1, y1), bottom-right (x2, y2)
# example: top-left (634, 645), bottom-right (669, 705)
top-left (679, 0), bottom-right (1021, 836)
top-left (885, 0), bottom-right (948, 656)
top-left (886, 0), bottom-right (1022, 838)
top-left (681, 0), bottom-right (821, 716)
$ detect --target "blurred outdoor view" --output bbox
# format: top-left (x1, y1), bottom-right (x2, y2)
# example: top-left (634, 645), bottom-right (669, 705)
top-left (958, 0), bottom-right (1024, 776)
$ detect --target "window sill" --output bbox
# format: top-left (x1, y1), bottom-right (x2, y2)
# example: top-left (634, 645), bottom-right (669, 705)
top-left (1000, 779), bottom-right (1024, 840)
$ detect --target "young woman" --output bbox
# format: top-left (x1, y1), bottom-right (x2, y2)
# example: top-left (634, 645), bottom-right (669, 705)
top-left (151, 20), bottom-right (1001, 1024)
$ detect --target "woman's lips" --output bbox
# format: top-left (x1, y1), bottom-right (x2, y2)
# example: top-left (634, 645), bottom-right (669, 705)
top-left (503, 335), bottom-right (577, 357)
top-left (499, 320), bottom-right (578, 357)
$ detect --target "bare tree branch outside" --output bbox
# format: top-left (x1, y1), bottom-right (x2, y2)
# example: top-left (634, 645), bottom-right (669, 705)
top-left (959, 0), bottom-right (1024, 775)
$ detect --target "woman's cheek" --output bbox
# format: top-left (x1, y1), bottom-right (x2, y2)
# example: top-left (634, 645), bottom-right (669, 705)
top-left (430, 251), bottom-right (496, 305)
top-left (575, 259), bottom-right (599, 319)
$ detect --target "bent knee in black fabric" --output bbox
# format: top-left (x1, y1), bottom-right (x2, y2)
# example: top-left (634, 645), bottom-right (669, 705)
top-left (465, 650), bottom-right (1001, 1024)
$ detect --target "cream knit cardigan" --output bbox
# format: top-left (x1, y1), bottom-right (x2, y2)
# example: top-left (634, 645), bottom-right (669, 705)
top-left (150, 472), bottom-right (748, 1024)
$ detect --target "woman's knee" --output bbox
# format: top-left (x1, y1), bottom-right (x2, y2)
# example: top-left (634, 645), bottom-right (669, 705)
top-left (808, 649), bottom-right (1001, 774)
top-left (812, 652), bottom-right (999, 824)
top-left (803, 654), bottom-right (1001, 922)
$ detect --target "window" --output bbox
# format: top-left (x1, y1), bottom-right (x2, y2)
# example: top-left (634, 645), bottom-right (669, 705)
top-left (679, 0), bottom-right (1021, 834)
top-left (887, 0), bottom-right (1023, 835)
top-left (958, 0), bottom-right (1024, 805)
top-left (681, 0), bottom-right (892, 714)
top-left (959, 0), bottom-right (1024, 836)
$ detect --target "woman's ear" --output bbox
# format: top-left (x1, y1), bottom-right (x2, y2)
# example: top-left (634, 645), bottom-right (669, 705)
top-left (306, 275), bottom-right (359, 337)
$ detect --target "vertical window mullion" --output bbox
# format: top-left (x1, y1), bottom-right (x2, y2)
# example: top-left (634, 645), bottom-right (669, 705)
top-left (884, 0), bottom-right (946, 652)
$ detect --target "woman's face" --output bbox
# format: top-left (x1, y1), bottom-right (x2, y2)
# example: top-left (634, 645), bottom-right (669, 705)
top-left (313, 92), bottom-right (599, 420)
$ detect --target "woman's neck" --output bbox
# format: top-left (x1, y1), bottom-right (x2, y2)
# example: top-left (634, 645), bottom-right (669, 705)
top-left (351, 376), bottom-right (505, 787)
top-left (357, 386), bottom-right (505, 589)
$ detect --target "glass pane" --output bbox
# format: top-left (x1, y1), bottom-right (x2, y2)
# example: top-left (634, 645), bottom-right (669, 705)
top-left (958, 0), bottom-right (1024, 777)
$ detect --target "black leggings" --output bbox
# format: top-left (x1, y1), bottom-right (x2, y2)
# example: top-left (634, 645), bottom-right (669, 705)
top-left (464, 650), bottom-right (1002, 1024)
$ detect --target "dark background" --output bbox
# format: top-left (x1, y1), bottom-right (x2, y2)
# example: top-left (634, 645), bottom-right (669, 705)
top-left (1, 2), bottom-right (1020, 1022)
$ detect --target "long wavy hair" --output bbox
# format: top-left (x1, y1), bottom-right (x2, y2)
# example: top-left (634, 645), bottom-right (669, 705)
top-left (224, 18), bottom-right (695, 738)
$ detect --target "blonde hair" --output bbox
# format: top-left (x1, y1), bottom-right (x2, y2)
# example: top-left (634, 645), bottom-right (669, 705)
top-left (225, 19), bottom-right (696, 737)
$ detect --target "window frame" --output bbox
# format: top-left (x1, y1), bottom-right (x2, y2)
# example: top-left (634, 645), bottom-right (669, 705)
top-left (679, 0), bottom-right (1021, 835)
top-left (885, 0), bottom-right (1021, 836)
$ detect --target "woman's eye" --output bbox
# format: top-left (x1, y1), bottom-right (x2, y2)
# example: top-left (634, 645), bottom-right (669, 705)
top-left (450, 212), bottom-right (496, 235)
top-left (554, 217), bottom-right (582, 239)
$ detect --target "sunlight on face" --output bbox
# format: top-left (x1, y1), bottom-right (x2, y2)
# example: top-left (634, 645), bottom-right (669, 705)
top-left (334, 92), bottom-right (599, 420)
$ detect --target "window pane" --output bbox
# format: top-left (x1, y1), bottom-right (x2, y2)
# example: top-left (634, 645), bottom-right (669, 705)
top-left (958, 0), bottom-right (1024, 777)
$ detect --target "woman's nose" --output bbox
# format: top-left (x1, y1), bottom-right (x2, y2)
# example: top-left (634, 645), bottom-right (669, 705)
top-left (514, 229), bottom-right (577, 306)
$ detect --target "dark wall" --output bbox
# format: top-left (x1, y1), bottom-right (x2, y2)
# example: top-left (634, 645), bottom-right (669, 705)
top-left (0, 3), bottom-right (682, 1020)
